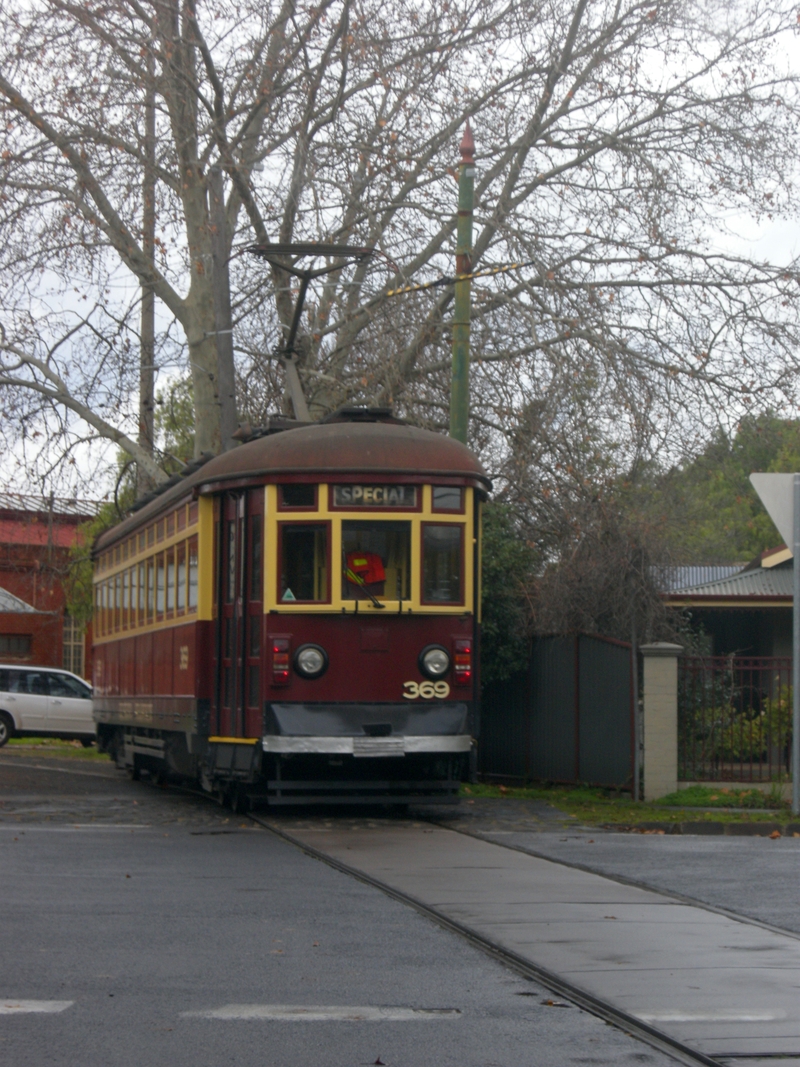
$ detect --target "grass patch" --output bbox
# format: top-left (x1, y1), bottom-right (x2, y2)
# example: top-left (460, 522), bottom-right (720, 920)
top-left (658, 784), bottom-right (787, 810)
top-left (463, 781), bottom-right (792, 825)
top-left (4, 738), bottom-right (107, 761)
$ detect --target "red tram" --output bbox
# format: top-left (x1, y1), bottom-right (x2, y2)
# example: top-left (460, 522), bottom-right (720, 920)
top-left (91, 409), bottom-right (490, 806)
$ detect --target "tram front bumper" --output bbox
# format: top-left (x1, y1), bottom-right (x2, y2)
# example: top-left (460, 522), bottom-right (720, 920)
top-left (261, 734), bottom-right (472, 757)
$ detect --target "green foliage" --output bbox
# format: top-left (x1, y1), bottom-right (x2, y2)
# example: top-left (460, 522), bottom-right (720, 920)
top-left (480, 502), bottom-right (537, 686)
top-left (658, 414), bottom-right (800, 561)
top-left (155, 377), bottom-right (195, 473)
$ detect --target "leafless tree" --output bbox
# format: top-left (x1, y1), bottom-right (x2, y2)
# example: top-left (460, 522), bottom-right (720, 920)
top-left (1, 0), bottom-right (799, 497)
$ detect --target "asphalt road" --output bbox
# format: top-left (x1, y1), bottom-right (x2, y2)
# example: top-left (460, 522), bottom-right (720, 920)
top-left (0, 756), bottom-right (677, 1067)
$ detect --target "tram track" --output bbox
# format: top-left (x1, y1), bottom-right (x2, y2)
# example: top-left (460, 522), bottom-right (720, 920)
top-left (250, 813), bottom-right (724, 1067)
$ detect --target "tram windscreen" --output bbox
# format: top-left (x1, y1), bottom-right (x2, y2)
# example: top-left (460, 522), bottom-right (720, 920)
top-left (422, 524), bottom-right (463, 603)
top-left (342, 521), bottom-right (411, 601)
top-left (280, 524), bottom-right (328, 602)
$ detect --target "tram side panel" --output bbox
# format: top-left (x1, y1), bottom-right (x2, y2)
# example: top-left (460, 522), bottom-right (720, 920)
top-left (94, 617), bottom-right (213, 778)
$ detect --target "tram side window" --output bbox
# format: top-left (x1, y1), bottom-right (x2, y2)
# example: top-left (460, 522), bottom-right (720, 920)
top-left (176, 542), bottom-right (186, 613)
top-left (422, 524), bottom-right (463, 604)
top-left (188, 536), bottom-right (198, 611)
top-left (342, 521), bottom-right (411, 601)
top-left (280, 524), bottom-right (328, 602)
top-left (156, 554), bottom-right (166, 616)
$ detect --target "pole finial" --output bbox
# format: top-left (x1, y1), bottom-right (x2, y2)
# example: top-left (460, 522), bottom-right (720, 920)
top-left (460, 121), bottom-right (475, 164)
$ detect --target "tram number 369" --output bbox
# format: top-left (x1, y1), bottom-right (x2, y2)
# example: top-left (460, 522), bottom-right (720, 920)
top-left (402, 680), bottom-right (451, 700)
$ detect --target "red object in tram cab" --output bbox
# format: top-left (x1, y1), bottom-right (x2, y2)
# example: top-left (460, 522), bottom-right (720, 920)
top-left (346, 551), bottom-right (385, 585)
top-left (453, 638), bottom-right (472, 686)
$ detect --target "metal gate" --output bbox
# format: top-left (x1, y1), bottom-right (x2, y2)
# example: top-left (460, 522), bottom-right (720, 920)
top-left (479, 633), bottom-right (634, 787)
top-left (678, 656), bottom-right (792, 782)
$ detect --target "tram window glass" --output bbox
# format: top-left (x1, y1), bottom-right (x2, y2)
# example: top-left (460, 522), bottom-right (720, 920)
top-left (249, 619), bottom-right (260, 657)
top-left (226, 520), bottom-right (236, 603)
top-left (166, 548), bottom-right (175, 614)
top-left (147, 559), bottom-right (155, 621)
top-left (432, 486), bottom-right (463, 512)
top-left (122, 569), bottom-right (130, 628)
top-left (422, 524), bottom-right (463, 603)
top-left (279, 483), bottom-right (316, 509)
top-left (188, 536), bottom-right (198, 611)
top-left (130, 566), bottom-right (138, 627)
top-left (177, 505), bottom-right (186, 532)
top-left (177, 542), bottom-right (186, 613)
top-left (114, 574), bottom-right (121, 630)
top-left (341, 521), bottom-right (411, 601)
top-left (166, 511), bottom-right (175, 537)
top-left (138, 562), bottom-right (145, 617)
top-left (250, 516), bottom-right (262, 600)
top-left (156, 554), bottom-right (165, 616)
top-left (280, 524), bottom-right (328, 602)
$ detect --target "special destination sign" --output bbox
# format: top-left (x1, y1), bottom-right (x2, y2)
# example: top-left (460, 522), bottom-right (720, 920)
top-left (333, 485), bottom-right (417, 508)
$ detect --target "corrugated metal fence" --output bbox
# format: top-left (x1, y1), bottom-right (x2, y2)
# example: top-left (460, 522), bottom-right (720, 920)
top-left (479, 634), bottom-right (634, 788)
top-left (678, 656), bottom-right (792, 782)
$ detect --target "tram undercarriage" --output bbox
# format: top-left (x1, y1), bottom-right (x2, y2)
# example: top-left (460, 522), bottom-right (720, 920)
top-left (97, 724), bottom-right (468, 807)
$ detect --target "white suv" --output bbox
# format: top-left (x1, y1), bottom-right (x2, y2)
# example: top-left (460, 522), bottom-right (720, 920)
top-left (0, 666), bottom-right (95, 747)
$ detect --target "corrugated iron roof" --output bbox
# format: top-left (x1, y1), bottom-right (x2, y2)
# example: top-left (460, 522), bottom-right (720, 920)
top-left (0, 587), bottom-right (41, 613)
top-left (659, 565), bottom-right (747, 591)
top-left (667, 563), bottom-right (793, 599)
top-left (0, 492), bottom-right (99, 519)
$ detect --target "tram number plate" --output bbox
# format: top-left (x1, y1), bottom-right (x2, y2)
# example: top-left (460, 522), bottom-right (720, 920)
top-left (403, 680), bottom-right (450, 700)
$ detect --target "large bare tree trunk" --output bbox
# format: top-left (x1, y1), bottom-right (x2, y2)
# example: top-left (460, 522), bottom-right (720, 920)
top-left (138, 50), bottom-right (156, 497)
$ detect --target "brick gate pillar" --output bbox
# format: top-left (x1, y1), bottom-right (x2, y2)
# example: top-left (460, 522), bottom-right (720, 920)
top-left (640, 643), bottom-right (683, 801)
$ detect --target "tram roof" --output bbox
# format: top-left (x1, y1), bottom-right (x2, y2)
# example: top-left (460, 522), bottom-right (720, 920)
top-left (95, 419), bottom-right (490, 554)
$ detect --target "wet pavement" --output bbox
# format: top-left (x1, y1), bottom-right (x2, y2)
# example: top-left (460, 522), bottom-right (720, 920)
top-left (275, 817), bottom-right (800, 1064)
top-left (0, 753), bottom-right (680, 1067)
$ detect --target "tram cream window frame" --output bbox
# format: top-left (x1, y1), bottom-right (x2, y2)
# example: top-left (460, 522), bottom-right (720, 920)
top-left (263, 483), bottom-right (475, 615)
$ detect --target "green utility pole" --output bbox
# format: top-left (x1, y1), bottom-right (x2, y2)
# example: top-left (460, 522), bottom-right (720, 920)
top-left (450, 123), bottom-right (475, 444)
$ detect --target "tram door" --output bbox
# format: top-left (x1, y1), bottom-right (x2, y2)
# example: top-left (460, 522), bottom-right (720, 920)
top-left (214, 489), bottom-right (264, 737)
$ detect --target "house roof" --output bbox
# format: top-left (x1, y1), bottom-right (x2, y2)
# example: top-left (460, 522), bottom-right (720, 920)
top-left (666, 561), bottom-right (792, 604)
top-left (0, 492), bottom-right (99, 520)
top-left (0, 587), bottom-right (42, 614)
top-left (659, 565), bottom-right (747, 591)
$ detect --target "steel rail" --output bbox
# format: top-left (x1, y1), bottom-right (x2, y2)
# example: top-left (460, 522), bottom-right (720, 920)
top-left (250, 813), bottom-right (723, 1067)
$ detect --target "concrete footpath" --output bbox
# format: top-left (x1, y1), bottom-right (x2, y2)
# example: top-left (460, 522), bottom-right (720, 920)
top-left (273, 820), bottom-right (800, 1065)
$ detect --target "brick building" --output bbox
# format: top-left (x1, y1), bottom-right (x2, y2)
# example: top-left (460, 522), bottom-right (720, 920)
top-left (0, 493), bottom-right (98, 679)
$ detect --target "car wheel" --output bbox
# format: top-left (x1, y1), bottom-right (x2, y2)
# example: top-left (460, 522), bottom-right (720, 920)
top-left (0, 712), bottom-right (14, 747)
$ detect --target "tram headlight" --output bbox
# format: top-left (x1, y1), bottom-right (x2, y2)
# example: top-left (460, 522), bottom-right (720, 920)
top-left (294, 643), bottom-right (328, 679)
top-left (419, 645), bottom-right (451, 679)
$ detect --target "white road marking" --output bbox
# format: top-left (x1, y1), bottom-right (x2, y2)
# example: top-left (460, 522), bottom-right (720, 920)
top-left (635, 1010), bottom-right (785, 1023)
top-left (0, 1000), bottom-right (73, 1014)
top-left (181, 1004), bottom-right (461, 1021)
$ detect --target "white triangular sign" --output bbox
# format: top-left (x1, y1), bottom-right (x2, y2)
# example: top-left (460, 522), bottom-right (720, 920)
top-left (282, 588), bottom-right (296, 601)
top-left (750, 473), bottom-right (797, 552)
